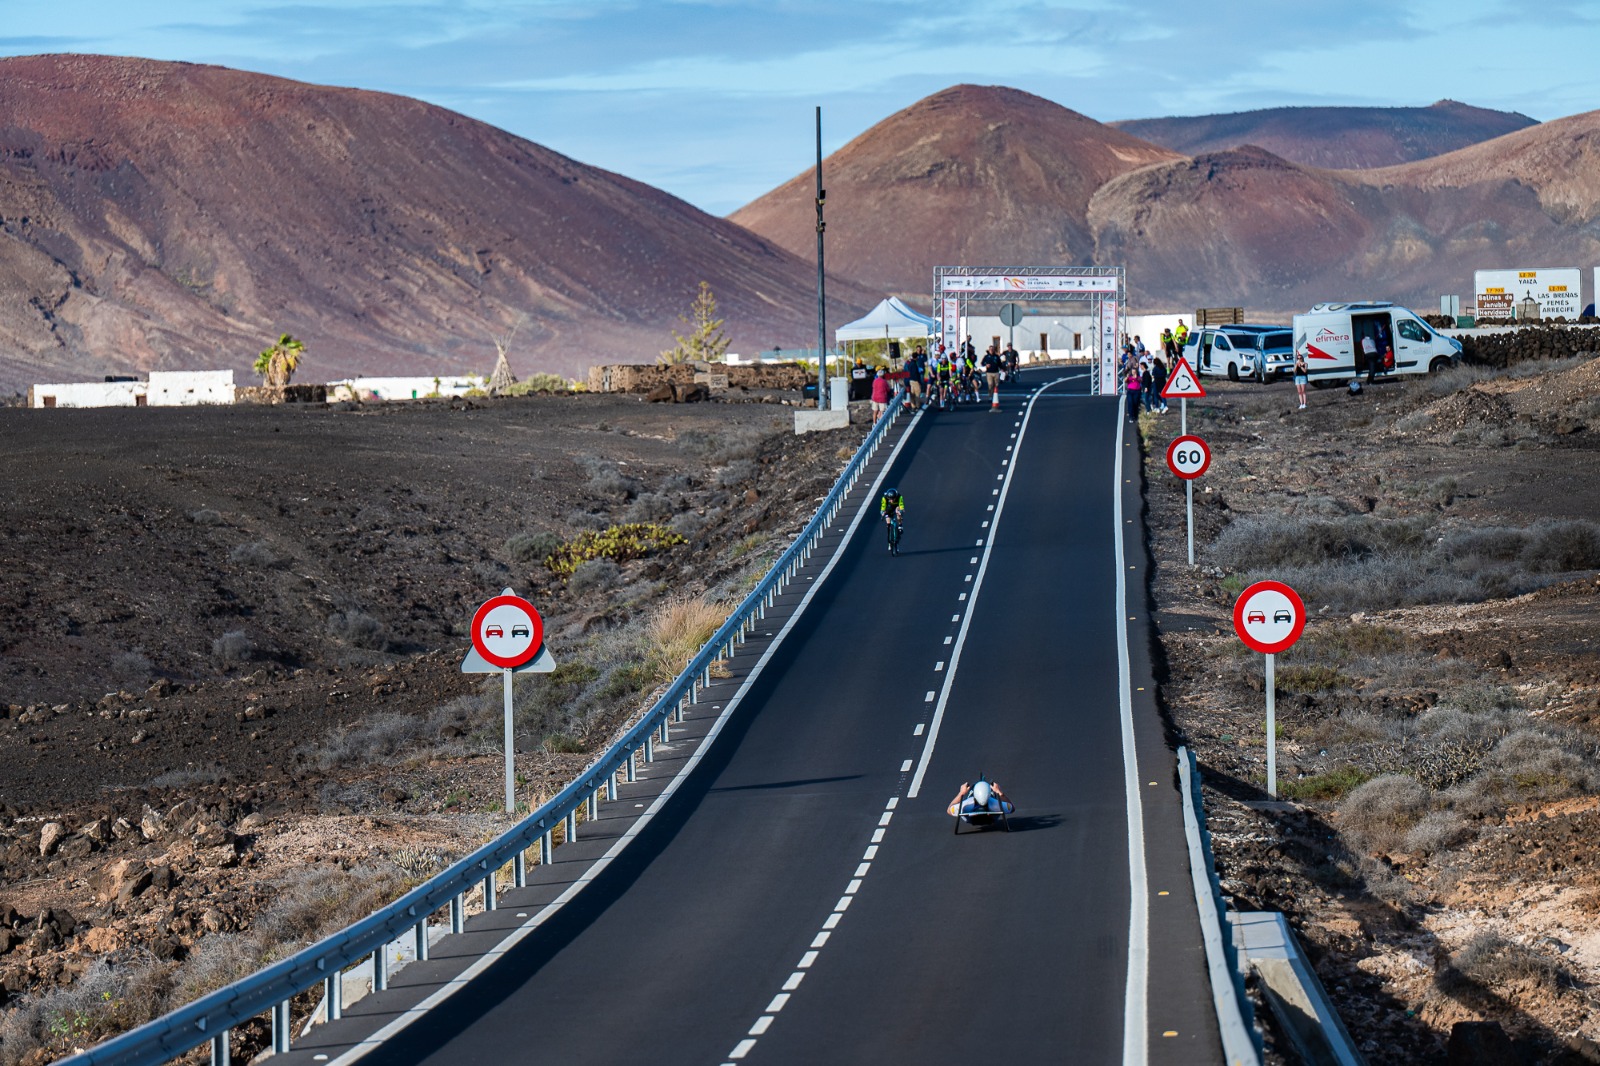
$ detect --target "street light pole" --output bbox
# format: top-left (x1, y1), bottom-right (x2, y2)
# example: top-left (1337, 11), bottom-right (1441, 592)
top-left (815, 105), bottom-right (827, 409)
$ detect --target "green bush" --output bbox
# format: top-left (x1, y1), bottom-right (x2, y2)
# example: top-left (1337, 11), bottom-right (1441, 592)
top-left (1278, 766), bottom-right (1371, 801)
top-left (547, 523), bottom-right (686, 577)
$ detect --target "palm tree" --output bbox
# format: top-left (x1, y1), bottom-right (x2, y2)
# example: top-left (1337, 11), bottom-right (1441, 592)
top-left (253, 334), bottom-right (305, 388)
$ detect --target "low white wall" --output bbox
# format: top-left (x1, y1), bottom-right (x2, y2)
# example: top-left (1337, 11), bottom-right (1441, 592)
top-left (31, 381), bottom-right (146, 408)
top-left (149, 370), bottom-right (235, 406)
top-left (330, 376), bottom-right (486, 401)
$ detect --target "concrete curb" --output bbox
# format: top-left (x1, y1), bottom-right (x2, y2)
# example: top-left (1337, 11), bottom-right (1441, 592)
top-left (1177, 746), bottom-right (1263, 1066)
top-left (1231, 912), bottom-right (1370, 1066)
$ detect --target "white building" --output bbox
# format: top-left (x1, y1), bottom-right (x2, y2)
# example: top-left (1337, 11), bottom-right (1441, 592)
top-left (328, 375), bottom-right (486, 401)
top-left (30, 370), bottom-right (235, 408)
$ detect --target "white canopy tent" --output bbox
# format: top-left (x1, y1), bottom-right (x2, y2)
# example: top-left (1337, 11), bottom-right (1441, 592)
top-left (834, 297), bottom-right (937, 344)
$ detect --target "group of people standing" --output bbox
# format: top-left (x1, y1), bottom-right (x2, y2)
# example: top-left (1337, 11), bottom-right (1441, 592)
top-left (1119, 337), bottom-right (1172, 422)
top-left (893, 337), bottom-right (1021, 412)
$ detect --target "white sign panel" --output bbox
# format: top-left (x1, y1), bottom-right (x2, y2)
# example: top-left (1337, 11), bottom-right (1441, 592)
top-left (1474, 268), bottom-right (1582, 319)
top-left (942, 274), bottom-right (1118, 294)
top-left (1099, 299), bottom-right (1118, 394)
top-left (941, 296), bottom-right (960, 354)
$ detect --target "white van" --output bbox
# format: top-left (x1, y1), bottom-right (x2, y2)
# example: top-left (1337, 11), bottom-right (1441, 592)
top-left (1293, 303), bottom-right (1462, 384)
top-left (1182, 324), bottom-right (1296, 382)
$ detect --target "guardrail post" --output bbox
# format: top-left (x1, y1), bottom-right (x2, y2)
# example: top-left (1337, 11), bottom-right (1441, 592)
top-left (211, 1030), bottom-right (231, 1066)
top-left (451, 894), bottom-right (464, 935)
top-left (514, 850), bottom-right (527, 888)
top-left (484, 873), bottom-right (497, 912)
top-left (565, 808), bottom-right (578, 842)
top-left (540, 831), bottom-right (553, 864)
top-left (626, 749), bottom-right (638, 782)
top-left (415, 921), bottom-right (429, 961)
top-left (327, 969), bottom-right (343, 1020)
top-left (272, 999), bottom-right (291, 1054)
top-left (659, 717), bottom-right (670, 744)
top-left (373, 942), bottom-right (388, 991)
top-left (644, 734), bottom-right (655, 763)
top-left (607, 772), bottom-right (618, 801)
top-left (675, 694), bottom-right (687, 723)
top-left (587, 789), bottom-right (599, 821)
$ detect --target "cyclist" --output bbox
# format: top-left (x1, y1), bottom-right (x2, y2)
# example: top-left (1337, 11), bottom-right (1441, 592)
top-left (880, 488), bottom-right (905, 555)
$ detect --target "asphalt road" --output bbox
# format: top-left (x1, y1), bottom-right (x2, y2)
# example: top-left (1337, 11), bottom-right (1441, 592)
top-left (337, 369), bottom-right (1220, 1066)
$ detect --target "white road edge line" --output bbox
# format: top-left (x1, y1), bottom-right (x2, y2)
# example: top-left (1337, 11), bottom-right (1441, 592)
top-left (907, 376), bottom-right (1070, 798)
top-left (1114, 403), bottom-right (1151, 1066)
top-left (326, 407), bottom-right (926, 1065)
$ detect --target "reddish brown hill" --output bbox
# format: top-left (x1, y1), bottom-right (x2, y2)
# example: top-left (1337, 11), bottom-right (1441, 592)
top-left (1362, 109), bottom-right (1600, 225)
top-left (728, 85), bottom-right (1180, 297)
top-left (1089, 133), bottom-right (1600, 311)
top-left (1112, 101), bottom-right (1536, 170)
top-left (0, 55), bottom-right (872, 392)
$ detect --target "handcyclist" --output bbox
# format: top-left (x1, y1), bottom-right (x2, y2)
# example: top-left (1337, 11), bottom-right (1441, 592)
top-left (880, 487), bottom-right (905, 554)
top-left (948, 776), bottom-right (1015, 828)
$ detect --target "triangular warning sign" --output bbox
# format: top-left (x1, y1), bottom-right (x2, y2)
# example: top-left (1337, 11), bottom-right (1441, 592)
top-left (1161, 355), bottom-right (1206, 399)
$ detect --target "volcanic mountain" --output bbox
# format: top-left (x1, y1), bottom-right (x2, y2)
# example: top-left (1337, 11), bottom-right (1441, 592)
top-left (727, 85), bottom-right (1181, 297)
top-left (1112, 101), bottom-right (1537, 170)
top-left (1089, 111), bottom-right (1600, 311)
top-left (0, 54), bottom-right (872, 392)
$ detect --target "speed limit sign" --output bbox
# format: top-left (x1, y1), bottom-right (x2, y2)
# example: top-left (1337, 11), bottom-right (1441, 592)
top-left (1165, 435), bottom-right (1211, 479)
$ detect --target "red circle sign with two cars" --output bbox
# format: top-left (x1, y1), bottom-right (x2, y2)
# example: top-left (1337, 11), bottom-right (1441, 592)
top-left (470, 594), bottom-right (544, 668)
top-left (1232, 580), bottom-right (1306, 655)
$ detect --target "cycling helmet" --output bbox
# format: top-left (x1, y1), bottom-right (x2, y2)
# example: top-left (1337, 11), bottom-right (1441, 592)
top-left (971, 780), bottom-right (992, 808)
top-left (884, 488), bottom-right (899, 497)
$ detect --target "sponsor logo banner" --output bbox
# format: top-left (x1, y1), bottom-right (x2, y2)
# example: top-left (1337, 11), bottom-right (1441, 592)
top-left (941, 297), bottom-right (960, 354)
top-left (1100, 300), bottom-right (1118, 394)
top-left (941, 274), bottom-right (1119, 294)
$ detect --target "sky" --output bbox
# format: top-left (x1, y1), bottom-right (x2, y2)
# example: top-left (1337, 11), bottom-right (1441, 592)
top-left (2, 0), bottom-right (1597, 215)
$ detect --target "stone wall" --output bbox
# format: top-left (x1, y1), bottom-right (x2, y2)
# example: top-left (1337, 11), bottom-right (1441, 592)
top-left (236, 383), bottom-right (327, 404)
top-left (589, 362), bottom-right (812, 393)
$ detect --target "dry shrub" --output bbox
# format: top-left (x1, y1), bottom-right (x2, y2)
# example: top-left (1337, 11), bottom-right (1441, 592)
top-left (189, 508), bottom-right (223, 526)
top-left (211, 630), bottom-right (255, 663)
top-left (505, 530), bottom-right (563, 564)
top-left (568, 558), bottom-right (621, 595)
top-left (1404, 809), bottom-right (1473, 854)
top-left (715, 460), bottom-right (758, 488)
top-left (649, 596), bottom-right (725, 682)
top-left (1444, 932), bottom-right (1571, 997)
top-left (624, 492), bottom-right (675, 523)
top-left (1212, 514), bottom-right (1429, 569)
top-left (229, 541), bottom-right (283, 569)
top-left (581, 458), bottom-right (638, 498)
top-left (1338, 774), bottom-right (1430, 852)
top-left (0, 955), bottom-right (170, 1065)
top-left (326, 610), bottom-right (389, 651)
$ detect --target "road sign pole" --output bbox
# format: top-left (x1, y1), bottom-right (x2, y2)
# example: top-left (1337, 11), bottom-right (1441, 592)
top-left (502, 668), bottom-right (516, 814)
top-left (1187, 479), bottom-right (1195, 566)
top-left (1265, 653), bottom-right (1277, 798)
top-left (1181, 396), bottom-right (1187, 436)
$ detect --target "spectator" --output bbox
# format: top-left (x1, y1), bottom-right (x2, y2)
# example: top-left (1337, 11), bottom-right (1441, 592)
top-left (1174, 319), bottom-right (1189, 352)
top-left (1161, 327), bottom-right (1175, 358)
top-left (870, 367), bottom-right (891, 419)
top-left (1141, 362), bottom-right (1156, 413)
top-left (1151, 356), bottom-right (1169, 413)
top-left (1124, 366), bottom-right (1142, 423)
top-left (1293, 349), bottom-right (1309, 410)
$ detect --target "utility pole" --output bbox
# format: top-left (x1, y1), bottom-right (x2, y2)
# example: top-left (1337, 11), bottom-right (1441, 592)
top-left (815, 106), bottom-right (827, 408)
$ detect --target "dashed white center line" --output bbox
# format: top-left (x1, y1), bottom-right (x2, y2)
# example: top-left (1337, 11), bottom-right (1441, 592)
top-left (730, 1038), bottom-right (756, 1059)
top-left (877, 811), bottom-right (893, 826)
top-left (863, 845), bottom-right (879, 859)
top-left (982, 520), bottom-right (990, 527)
top-left (959, 593), bottom-right (968, 601)
top-left (964, 574), bottom-right (973, 582)
top-left (766, 993), bottom-right (791, 1013)
top-left (799, 950), bottom-right (820, 968)
top-left (812, 930), bottom-right (833, 948)
top-left (823, 912), bottom-right (841, 929)
top-left (783, 972), bottom-right (805, 991)
top-left (871, 829), bottom-right (884, 843)
top-left (950, 614), bottom-right (959, 622)
top-left (913, 723), bottom-right (925, 736)
top-left (987, 504), bottom-right (995, 511)
top-left (885, 797), bottom-right (898, 809)
top-left (750, 1016), bottom-right (775, 1036)
top-left (900, 759), bottom-right (913, 772)
top-left (934, 661), bottom-right (945, 671)
top-left (969, 556), bottom-right (978, 564)
top-left (924, 691), bottom-right (935, 702)
top-left (845, 879), bottom-right (863, 894)
top-left (944, 635), bottom-right (953, 644)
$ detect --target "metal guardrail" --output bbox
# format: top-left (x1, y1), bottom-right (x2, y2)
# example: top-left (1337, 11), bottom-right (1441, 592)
top-left (1177, 746), bottom-right (1263, 1066)
top-left (67, 391), bottom-right (909, 1066)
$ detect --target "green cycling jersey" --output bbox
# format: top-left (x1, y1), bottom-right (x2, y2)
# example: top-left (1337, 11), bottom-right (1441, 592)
top-left (880, 492), bottom-right (905, 516)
